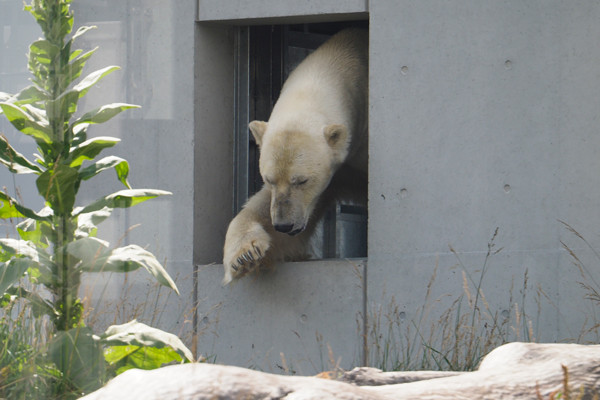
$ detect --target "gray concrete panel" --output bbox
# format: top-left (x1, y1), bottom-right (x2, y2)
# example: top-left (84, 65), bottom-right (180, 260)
top-left (195, 260), bottom-right (365, 374)
top-left (368, 0), bottom-right (600, 356)
top-left (193, 24), bottom-right (235, 265)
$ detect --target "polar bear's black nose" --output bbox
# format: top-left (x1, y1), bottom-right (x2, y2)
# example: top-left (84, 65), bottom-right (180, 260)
top-left (274, 223), bottom-right (295, 234)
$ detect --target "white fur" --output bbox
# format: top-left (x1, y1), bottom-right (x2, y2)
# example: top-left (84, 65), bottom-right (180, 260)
top-left (223, 29), bottom-right (368, 285)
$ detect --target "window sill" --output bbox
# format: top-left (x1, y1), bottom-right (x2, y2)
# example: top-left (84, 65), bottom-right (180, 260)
top-left (196, 258), bottom-right (367, 285)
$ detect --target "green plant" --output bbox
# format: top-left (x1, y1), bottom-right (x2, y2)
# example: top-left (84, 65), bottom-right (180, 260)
top-left (0, 299), bottom-right (58, 400)
top-left (0, 0), bottom-right (192, 397)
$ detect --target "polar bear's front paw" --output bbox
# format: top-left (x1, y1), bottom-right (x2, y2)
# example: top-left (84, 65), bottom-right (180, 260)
top-left (222, 222), bottom-right (271, 285)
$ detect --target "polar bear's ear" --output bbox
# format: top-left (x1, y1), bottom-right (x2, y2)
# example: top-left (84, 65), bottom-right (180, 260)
top-left (249, 120), bottom-right (268, 147)
top-left (323, 124), bottom-right (348, 150)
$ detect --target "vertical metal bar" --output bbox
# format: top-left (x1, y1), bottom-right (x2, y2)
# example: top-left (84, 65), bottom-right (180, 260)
top-left (322, 206), bottom-right (337, 258)
top-left (233, 26), bottom-right (250, 214)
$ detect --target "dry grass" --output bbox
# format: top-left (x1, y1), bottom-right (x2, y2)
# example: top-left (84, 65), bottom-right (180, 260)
top-left (364, 228), bottom-right (541, 372)
top-left (81, 270), bottom-right (196, 349)
top-left (560, 220), bottom-right (600, 342)
top-left (363, 222), bottom-right (600, 373)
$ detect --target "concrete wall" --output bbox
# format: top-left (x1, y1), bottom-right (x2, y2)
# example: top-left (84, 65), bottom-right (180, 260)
top-left (195, 0), bottom-right (600, 372)
top-left (194, 0), bottom-right (369, 374)
top-left (368, 0), bottom-right (600, 349)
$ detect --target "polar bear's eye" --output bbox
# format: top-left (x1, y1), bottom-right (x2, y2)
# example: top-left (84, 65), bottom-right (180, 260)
top-left (293, 178), bottom-right (308, 186)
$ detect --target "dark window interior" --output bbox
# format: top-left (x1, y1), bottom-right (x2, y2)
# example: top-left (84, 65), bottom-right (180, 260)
top-left (239, 20), bottom-right (368, 259)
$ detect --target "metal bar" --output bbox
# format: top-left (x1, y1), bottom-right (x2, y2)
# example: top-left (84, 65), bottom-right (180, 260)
top-left (233, 26), bottom-right (250, 214)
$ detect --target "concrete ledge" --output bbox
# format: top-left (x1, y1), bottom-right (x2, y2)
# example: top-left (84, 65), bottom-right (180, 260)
top-left (194, 259), bottom-right (366, 374)
top-left (197, 0), bottom-right (368, 24)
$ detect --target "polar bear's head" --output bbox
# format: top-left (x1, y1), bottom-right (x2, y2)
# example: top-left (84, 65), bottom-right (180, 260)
top-left (249, 120), bottom-right (349, 235)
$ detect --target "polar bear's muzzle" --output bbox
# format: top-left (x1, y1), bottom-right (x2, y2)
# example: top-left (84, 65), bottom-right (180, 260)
top-left (270, 190), bottom-right (310, 236)
top-left (274, 223), bottom-right (304, 236)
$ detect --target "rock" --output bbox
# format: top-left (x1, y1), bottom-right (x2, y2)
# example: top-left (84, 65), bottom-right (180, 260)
top-left (80, 342), bottom-right (600, 400)
top-left (338, 367), bottom-right (464, 385)
top-left (82, 363), bottom-right (387, 400)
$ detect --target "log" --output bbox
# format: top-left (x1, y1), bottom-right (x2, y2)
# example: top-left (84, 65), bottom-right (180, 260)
top-left (337, 367), bottom-right (464, 385)
top-left (80, 342), bottom-right (600, 400)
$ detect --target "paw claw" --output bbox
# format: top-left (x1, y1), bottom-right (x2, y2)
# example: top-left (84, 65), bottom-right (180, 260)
top-left (223, 224), bottom-right (270, 282)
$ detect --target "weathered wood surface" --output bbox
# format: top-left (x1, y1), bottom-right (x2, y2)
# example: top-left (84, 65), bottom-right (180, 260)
top-left (337, 368), bottom-right (464, 385)
top-left (81, 342), bottom-right (600, 400)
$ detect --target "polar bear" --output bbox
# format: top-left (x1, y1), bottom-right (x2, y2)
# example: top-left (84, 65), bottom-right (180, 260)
top-left (222, 28), bottom-right (368, 285)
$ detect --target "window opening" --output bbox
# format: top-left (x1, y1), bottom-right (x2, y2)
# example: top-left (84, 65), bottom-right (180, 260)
top-left (234, 21), bottom-right (368, 259)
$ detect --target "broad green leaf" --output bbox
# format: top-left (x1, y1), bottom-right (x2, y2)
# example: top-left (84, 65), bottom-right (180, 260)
top-left (36, 164), bottom-right (79, 214)
top-left (68, 240), bottom-right (179, 294)
top-left (73, 103), bottom-right (140, 127)
top-left (60, 8), bottom-right (74, 37)
top-left (72, 122), bottom-right (89, 146)
top-left (0, 238), bottom-right (53, 284)
top-left (48, 66), bottom-right (120, 122)
top-left (48, 326), bottom-right (105, 392)
top-left (0, 194), bottom-right (27, 219)
top-left (71, 25), bottom-right (96, 42)
top-left (101, 320), bottom-right (193, 363)
top-left (45, 89), bottom-right (80, 122)
top-left (29, 39), bottom-right (60, 65)
top-left (0, 134), bottom-right (43, 174)
top-left (75, 207), bottom-right (113, 238)
top-left (0, 259), bottom-right (31, 294)
top-left (17, 216), bottom-right (53, 247)
top-left (114, 161), bottom-right (130, 188)
top-left (69, 48), bottom-right (82, 61)
top-left (0, 102), bottom-right (52, 144)
top-left (61, 38), bottom-right (72, 65)
top-left (79, 156), bottom-right (131, 188)
top-left (103, 245), bottom-right (179, 293)
top-left (10, 85), bottom-right (48, 106)
top-left (63, 47), bottom-right (97, 88)
top-left (0, 239), bottom-right (39, 261)
top-left (72, 66), bottom-right (120, 98)
top-left (51, 66), bottom-right (119, 110)
top-left (16, 218), bottom-right (38, 241)
top-left (69, 136), bottom-right (120, 167)
top-left (5, 286), bottom-right (55, 317)
top-left (22, 103), bottom-right (49, 124)
top-left (74, 189), bottom-right (171, 215)
top-left (65, 236), bottom-right (109, 264)
top-left (0, 191), bottom-right (50, 221)
top-left (104, 345), bottom-right (183, 375)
